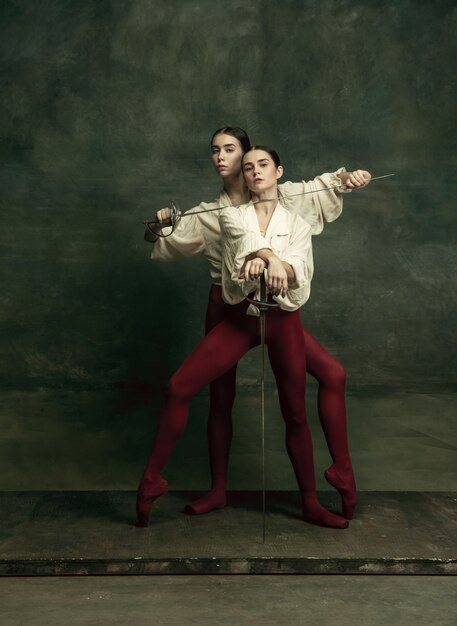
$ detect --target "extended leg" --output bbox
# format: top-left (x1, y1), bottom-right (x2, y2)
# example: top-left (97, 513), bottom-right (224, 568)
top-left (137, 318), bottom-right (257, 526)
top-left (303, 327), bottom-right (356, 519)
top-left (267, 312), bottom-right (348, 529)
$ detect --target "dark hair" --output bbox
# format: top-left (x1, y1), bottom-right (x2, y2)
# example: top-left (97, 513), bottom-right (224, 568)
top-left (243, 145), bottom-right (281, 168)
top-left (211, 126), bottom-right (251, 153)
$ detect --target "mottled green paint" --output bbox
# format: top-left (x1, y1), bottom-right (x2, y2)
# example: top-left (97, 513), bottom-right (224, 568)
top-left (0, 1), bottom-right (456, 488)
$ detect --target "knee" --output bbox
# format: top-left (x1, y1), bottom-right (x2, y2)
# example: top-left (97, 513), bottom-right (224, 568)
top-left (282, 404), bottom-right (308, 429)
top-left (323, 358), bottom-right (346, 389)
top-left (167, 371), bottom-right (193, 403)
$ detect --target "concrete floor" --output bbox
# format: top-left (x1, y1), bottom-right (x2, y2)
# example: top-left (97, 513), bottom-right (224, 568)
top-left (2, 390), bottom-right (456, 622)
top-left (1, 491), bottom-right (457, 575)
top-left (1, 575), bottom-right (457, 626)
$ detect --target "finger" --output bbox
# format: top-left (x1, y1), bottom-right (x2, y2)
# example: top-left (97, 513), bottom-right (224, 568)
top-left (349, 173), bottom-right (362, 187)
top-left (272, 275), bottom-right (279, 291)
top-left (157, 208), bottom-right (172, 223)
top-left (275, 278), bottom-right (281, 296)
top-left (355, 170), bottom-right (367, 186)
top-left (362, 170), bottom-right (372, 185)
top-left (251, 262), bottom-right (259, 278)
top-left (270, 283), bottom-right (280, 297)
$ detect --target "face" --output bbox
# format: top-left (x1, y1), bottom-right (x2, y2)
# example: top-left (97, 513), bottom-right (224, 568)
top-left (242, 150), bottom-right (283, 194)
top-left (211, 133), bottom-right (244, 178)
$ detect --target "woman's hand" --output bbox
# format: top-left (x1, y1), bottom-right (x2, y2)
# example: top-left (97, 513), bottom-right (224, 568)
top-left (239, 257), bottom-right (266, 280)
top-left (337, 170), bottom-right (372, 190)
top-left (266, 256), bottom-right (288, 297)
top-left (144, 207), bottom-right (174, 242)
top-left (156, 207), bottom-right (174, 225)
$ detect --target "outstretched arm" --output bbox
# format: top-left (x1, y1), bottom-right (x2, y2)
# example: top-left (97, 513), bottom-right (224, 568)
top-left (336, 169), bottom-right (372, 191)
top-left (145, 206), bottom-right (206, 261)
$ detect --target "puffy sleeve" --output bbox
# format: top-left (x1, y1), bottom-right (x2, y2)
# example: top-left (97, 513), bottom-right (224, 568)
top-left (278, 167), bottom-right (350, 236)
top-left (150, 208), bottom-right (206, 261)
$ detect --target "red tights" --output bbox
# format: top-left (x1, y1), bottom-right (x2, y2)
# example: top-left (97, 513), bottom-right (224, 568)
top-left (185, 285), bottom-right (356, 520)
top-left (137, 292), bottom-right (348, 529)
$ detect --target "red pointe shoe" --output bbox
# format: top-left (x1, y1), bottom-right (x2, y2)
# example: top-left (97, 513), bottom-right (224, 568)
top-left (183, 489), bottom-right (227, 515)
top-left (301, 494), bottom-right (349, 529)
top-left (135, 474), bottom-right (169, 527)
top-left (325, 465), bottom-right (356, 520)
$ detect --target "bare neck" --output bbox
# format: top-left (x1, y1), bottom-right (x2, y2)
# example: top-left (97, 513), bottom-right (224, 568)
top-left (252, 187), bottom-right (279, 216)
top-left (223, 173), bottom-right (250, 206)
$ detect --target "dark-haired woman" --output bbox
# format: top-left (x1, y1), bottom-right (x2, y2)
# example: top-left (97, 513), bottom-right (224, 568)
top-left (147, 126), bottom-right (371, 520)
top-left (137, 145), bottom-right (349, 530)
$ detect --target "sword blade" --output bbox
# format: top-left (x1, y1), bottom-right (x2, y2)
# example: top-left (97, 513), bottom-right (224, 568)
top-left (143, 174), bottom-right (395, 225)
top-left (260, 274), bottom-right (267, 545)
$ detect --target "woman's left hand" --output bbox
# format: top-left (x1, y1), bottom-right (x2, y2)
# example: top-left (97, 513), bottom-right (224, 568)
top-left (240, 257), bottom-right (267, 280)
top-left (337, 169), bottom-right (372, 190)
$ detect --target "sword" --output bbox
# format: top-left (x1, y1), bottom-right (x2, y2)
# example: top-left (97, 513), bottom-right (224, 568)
top-left (260, 273), bottom-right (267, 544)
top-left (248, 273), bottom-right (278, 544)
top-left (143, 174), bottom-right (395, 230)
top-left (243, 276), bottom-right (276, 543)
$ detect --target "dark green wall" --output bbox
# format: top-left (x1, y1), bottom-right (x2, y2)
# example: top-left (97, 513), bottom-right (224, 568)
top-left (1, 0), bottom-right (456, 489)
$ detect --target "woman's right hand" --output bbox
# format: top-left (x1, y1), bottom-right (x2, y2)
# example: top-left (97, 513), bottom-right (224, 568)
top-left (144, 207), bottom-right (173, 242)
top-left (156, 207), bottom-right (173, 226)
top-left (266, 256), bottom-right (288, 297)
top-left (240, 257), bottom-right (267, 280)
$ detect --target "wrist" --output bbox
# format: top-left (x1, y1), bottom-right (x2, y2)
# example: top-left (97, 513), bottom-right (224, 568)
top-left (266, 254), bottom-right (280, 266)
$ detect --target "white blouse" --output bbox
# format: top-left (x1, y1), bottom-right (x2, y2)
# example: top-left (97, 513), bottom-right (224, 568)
top-left (219, 202), bottom-right (313, 315)
top-left (151, 190), bottom-right (231, 283)
top-left (150, 170), bottom-right (346, 284)
top-left (279, 168), bottom-right (348, 234)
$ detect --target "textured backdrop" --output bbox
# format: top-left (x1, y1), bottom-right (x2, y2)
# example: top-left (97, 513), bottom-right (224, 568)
top-left (1, 0), bottom-right (456, 489)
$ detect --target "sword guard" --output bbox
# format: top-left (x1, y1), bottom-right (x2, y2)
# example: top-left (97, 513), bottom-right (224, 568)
top-left (243, 272), bottom-right (279, 312)
top-left (144, 201), bottom-right (181, 237)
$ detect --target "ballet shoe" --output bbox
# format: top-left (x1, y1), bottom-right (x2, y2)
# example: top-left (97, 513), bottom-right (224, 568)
top-left (183, 489), bottom-right (227, 515)
top-left (135, 474), bottom-right (169, 527)
top-left (301, 498), bottom-right (349, 529)
top-left (325, 464), bottom-right (356, 520)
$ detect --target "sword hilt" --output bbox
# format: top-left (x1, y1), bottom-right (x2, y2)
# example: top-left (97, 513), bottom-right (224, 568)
top-left (144, 202), bottom-right (181, 238)
top-left (243, 271), bottom-right (279, 312)
top-left (143, 201), bottom-right (181, 227)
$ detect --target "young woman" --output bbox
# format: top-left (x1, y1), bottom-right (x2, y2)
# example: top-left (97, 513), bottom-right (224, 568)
top-left (147, 127), bottom-right (371, 520)
top-left (137, 146), bottom-right (349, 529)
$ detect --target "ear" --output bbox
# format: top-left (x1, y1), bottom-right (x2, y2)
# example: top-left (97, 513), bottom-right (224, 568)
top-left (276, 165), bottom-right (283, 180)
